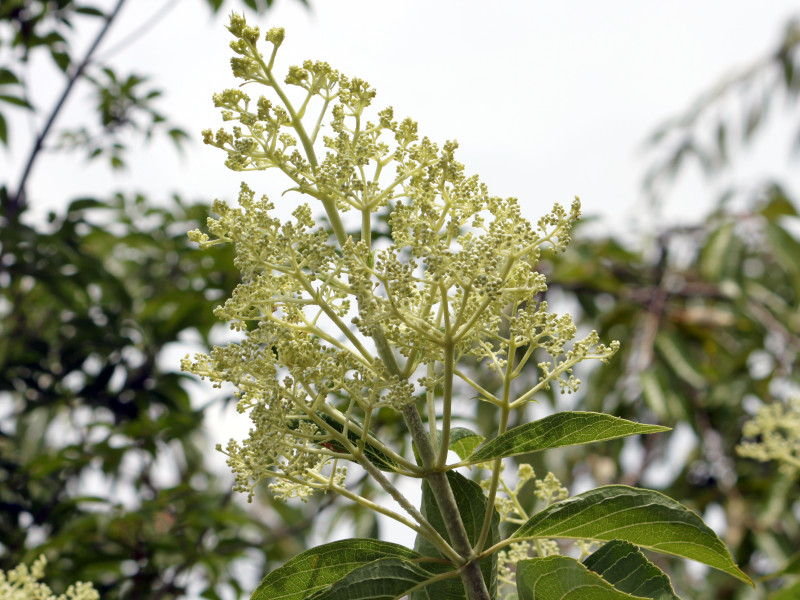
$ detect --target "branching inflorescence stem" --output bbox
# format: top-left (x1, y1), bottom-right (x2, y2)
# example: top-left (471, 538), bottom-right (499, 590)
top-left (185, 14), bottom-right (619, 600)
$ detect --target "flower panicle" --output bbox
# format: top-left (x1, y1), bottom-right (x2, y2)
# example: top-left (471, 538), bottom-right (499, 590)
top-left (184, 14), bottom-right (620, 502)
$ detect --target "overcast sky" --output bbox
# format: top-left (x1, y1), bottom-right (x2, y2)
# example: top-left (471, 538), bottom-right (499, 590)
top-left (7, 0), bottom-right (800, 235)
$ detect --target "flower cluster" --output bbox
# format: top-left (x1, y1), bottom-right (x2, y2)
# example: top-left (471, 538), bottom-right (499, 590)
top-left (184, 13), bottom-right (618, 502)
top-left (486, 464), bottom-right (573, 597)
top-left (0, 556), bottom-right (98, 600)
top-left (737, 397), bottom-right (800, 473)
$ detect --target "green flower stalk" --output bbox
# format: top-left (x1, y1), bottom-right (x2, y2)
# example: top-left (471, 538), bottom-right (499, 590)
top-left (183, 14), bottom-right (748, 599)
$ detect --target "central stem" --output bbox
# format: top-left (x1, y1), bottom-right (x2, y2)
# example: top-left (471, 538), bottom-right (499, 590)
top-left (402, 403), bottom-right (490, 600)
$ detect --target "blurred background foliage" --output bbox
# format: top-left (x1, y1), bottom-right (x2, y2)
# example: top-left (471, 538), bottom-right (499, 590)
top-left (1, 2), bottom-right (329, 599)
top-left (536, 17), bottom-right (800, 599)
top-left (1, 2), bottom-right (799, 599)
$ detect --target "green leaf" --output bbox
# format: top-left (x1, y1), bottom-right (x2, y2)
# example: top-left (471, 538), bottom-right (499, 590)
top-left (654, 332), bottom-right (707, 389)
top-left (516, 556), bottom-right (651, 600)
top-left (0, 68), bottom-right (20, 85)
top-left (251, 539), bottom-right (420, 600)
top-left (0, 112), bottom-right (7, 146)
top-left (466, 412), bottom-right (669, 464)
top-left (0, 94), bottom-right (33, 109)
top-left (167, 127), bottom-right (190, 150)
top-left (448, 427), bottom-right (484, 460)
top-left (766, 222), bottom-right (800, 294)
top-left (67, 198), bottom-right (105, 213)
top-left (512, 485), bottom-right (752, 585)
top-left (758, 186), bottom-right (798, 221)
top-left (412, 471), bottom-right (499, 599)
top-left (75, 6), bottom-right (107, 17)
top-left (699, 221), bottom-right (735, 281)
top-left (307, 557), bottom-right (454, 600)
top-left (51, 49), bottom-right (71, 73)
top-left (583, 540), bottom-right (680, 599)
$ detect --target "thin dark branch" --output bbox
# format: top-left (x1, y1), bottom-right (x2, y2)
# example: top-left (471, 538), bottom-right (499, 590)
top-left (8, 0), bottom-right (128, 218)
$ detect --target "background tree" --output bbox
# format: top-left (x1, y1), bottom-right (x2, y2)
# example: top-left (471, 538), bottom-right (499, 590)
top-left (532, 16), bottom-right (800, 599)
top-left (0, 2), bottom-right (340, 599)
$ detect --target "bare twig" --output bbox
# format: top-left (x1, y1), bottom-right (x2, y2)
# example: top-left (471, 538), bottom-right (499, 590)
top-left (8, 0), bottom-right (127, 218)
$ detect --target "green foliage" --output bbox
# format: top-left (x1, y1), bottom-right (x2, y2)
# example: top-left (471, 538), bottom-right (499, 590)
top-left (516, 556), bottom-right (651, 600)
top-left (583, 540), bottom-right (680, 600)
top-left (0, 194), bottom-right (313, 598)
top-left (465, 412), bottom-right (670, 464)
top-left (251, 539), bottom-right (422, 600)
top-left (1, 1), bottom-right (315, 599)
top-left (513, 486), bottom-right (749, 583)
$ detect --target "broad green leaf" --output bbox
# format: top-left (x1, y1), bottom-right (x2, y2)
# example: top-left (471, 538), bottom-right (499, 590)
top-left (516, 556), bottom-right (650, 600)
top-left (251, 538), bottom-right (419, 600)
top-left (412, 471), bottom-right (499, 599)
top-left (308, 557), bottom-right (455, 600)
top-left (466, 412), bottom-right (669, 464)
top-left (583, 540), bottom-right (680, 599)
top-left (513, 485), bottom-right (751, 585)
top-left (449, 427), bottom-right (484, 460)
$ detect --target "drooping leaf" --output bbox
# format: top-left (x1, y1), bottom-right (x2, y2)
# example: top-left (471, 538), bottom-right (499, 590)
top-left (51, 48), bottom-right (71, 72)
top-left (466, 412), bottom-right (669, 464)
top-left (699, 222), bottom-right (735, 281)
top-left (583, 540), bottom-right (680, 599)
top-left (0, 94), bottom-right (33, 109)
top-left (307, 557), bottom-right (455, 600)
top-left (0, 68), bottom-right (20, 85)
top-left (654, 332), bottom-right (707, 389)
top-left (74, 6), bottom-right (107, 17)
top-left (251, 539), bottom-right (420, 600)
top-left (516, 556), bottom-right (651, 600)
top-left (412, 471), bottom-right (499, 599)
top-left (512, 485), bottom-right (752, 585)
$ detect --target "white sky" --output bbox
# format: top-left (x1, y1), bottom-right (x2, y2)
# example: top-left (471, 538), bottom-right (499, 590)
top-left (6, 0), bottom-right (800, 233)
top-left (4, 2), bottom-right (800, 595)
